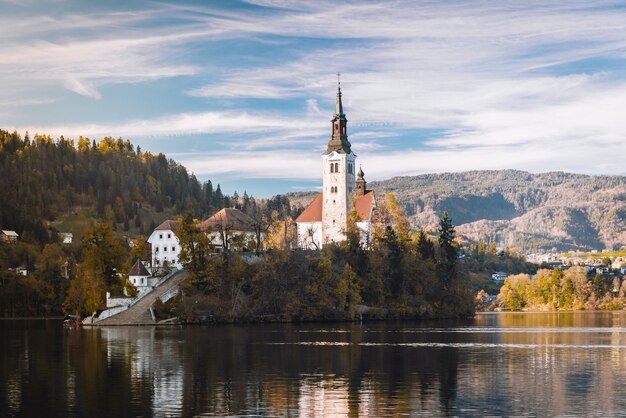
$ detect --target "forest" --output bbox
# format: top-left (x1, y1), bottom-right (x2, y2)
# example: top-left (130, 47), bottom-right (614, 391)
top-left (164, 201), bottom-right (476, 322)
top-left (0, 129), bottom-right (232, 316)
top-left (492, 268), bottom-right (626, 311)
top-left (0, 129), bottom-right (524, 319)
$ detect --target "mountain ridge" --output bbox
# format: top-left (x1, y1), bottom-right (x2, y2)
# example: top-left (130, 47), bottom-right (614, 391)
top-left (369, 169), bottom-right (626, 252)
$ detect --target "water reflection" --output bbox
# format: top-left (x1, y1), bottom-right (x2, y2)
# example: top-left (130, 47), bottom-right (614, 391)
top-left (3, 313), bottom-right (626, 417)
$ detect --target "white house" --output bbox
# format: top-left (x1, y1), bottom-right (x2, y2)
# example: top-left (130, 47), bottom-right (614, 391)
top-left (1, 230), bottom-right (19, 243)
top-left (147, 220), bottom-right (183, 270)
top-left (296, 83), bottom-right (376, 249)
top-left (128, 259), bottom-right (159, 296)
top-left (59, 232), bottom-right (73, 244)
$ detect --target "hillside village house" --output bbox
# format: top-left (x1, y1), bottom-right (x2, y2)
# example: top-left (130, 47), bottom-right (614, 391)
top-left (59, 232), bottom-right (73, 244)
top-left (199, 207), bottom-right (260, 252)
top-left (296, 83), bottom-right (376, 249)
top-left (147, 208), bottom-right (263, 271)
top-left (1, 230), bottom-right (19, 243)
top-left (147, 220), bottom-right (183, 270)
top-left (128, 258), bottom-right (159, 296)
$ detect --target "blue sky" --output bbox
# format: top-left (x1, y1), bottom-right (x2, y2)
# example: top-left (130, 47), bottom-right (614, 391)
top-left (3, 0), bottom-right (626, 197)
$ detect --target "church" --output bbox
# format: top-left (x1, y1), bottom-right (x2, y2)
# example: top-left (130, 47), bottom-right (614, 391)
top-left (296, 82), bottom-right (376, 249)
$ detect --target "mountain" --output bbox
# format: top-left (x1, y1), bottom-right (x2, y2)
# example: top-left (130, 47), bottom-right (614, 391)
top-left (369, 170), bottom-right (626, 252)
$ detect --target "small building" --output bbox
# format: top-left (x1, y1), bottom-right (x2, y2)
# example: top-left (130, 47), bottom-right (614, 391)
top-left (128, 259), bottom-right (159, 296)
top-left (492, 272), bottom-right (507, 282)
top-left (1, 230), bottom-right (19, 243)
top-left (147, 220), bottom-right (182, 270)
top-left (59, 232), bottom-right (73, 244)
top-left (199, 208), bottom-right (260, 252)
top-left (8, 266), bottom-right (28, 276)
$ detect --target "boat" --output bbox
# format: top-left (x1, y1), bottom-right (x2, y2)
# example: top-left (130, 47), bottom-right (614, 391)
top-left (63, 315), bottom-right (81, 329)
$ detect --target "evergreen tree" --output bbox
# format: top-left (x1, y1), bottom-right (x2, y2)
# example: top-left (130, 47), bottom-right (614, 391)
top-left (437, 211), bottom-right (457, 290)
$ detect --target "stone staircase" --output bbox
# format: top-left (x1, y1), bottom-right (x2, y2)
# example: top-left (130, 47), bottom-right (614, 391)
top-left (94, 270), bottom-right (188, 326)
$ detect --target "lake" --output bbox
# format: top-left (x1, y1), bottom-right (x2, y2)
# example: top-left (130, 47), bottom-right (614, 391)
top-left (3, 312), bottom-right (626, 417)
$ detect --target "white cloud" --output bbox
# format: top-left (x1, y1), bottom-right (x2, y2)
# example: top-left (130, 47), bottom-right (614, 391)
top-left (8, 110), bottom-right (325, 142)
top-left (6, 0), bottom-right (626, 187)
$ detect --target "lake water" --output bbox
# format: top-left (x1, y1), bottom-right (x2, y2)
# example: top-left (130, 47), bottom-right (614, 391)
top-left (3, 312), bottom-right (626, 417)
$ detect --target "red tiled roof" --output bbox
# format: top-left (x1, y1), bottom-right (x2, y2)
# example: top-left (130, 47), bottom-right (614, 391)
top-left (198, 208), bottom-right (256, 232)
top-left (296, 193), bottom-right (323, 222)
top-left (356, 191), bottom-right (375, 221)
top-left (295, 191), bottom-right (375, 223)
top-left (154, 219), bottom-right (179, 233)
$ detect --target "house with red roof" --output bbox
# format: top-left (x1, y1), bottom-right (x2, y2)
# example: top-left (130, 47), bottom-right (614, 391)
top-left (296, 83), bottom-right (376, 249)
top-left (198, 207), bottom-right (260, 252)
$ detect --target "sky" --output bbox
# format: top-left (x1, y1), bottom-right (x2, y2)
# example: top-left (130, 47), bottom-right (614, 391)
top-left (3, 0), bottom-right (626, 197)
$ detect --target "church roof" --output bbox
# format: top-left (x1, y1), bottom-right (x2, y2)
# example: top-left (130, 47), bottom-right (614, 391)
top-left (296, 191), bottom-right (375, 223)
top-left (295, 193), bottom-right (324, 223)
top-left (199, 208), bottom-right (256, 232)
top-left (129, 259), bottom-right (150, 277)
top-left (355, 191), bottom-right (375, 220)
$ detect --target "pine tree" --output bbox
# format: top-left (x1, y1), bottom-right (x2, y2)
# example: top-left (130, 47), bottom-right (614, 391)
top-left (437, 211), bottom-right (457, 290)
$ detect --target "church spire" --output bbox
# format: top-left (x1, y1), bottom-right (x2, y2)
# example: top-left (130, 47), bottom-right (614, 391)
top-left (325, 74), bottom-right (351, 154)
top-left (335, 73), bottom-right (344, 116)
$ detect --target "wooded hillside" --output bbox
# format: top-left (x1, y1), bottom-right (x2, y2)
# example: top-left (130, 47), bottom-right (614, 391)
top-left (369, 170), bottom-right (626, 252)
top-left (0, 129), bottom-right (228, 241)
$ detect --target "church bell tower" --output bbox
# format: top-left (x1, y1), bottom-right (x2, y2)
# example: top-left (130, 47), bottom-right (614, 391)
top-left (321, 77), bottom-right (356, 244)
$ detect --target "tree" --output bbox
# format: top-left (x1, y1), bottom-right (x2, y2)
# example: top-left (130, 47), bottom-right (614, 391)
top-left (177, 213), bottom-right (211, 288)
top-left (345, 199), bottom-right (362, 251)
top-left (415, 229), bottom-right (435, 260)
top-left (80, 223), bottom-right (125, 292)
top-left (437, 211), bottom-right (457, 290)
top-left (63, 264), bottom-right (105, 315)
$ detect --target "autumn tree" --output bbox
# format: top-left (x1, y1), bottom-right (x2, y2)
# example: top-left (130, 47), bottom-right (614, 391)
top-left (80, 223), bottom-right (125, 290)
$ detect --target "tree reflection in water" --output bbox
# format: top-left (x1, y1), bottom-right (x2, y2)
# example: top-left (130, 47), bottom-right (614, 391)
top-left (4, 313), bottom-right (626, 417)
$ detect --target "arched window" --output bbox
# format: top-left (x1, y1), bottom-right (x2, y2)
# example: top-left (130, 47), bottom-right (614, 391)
top-left (330, 163), bottom-right (334, 173)
top-left (334, 162), bottom-right (339, 172)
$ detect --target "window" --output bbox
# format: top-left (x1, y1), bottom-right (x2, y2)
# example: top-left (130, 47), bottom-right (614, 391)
top-left (167, 233), bottom-right (171, 239)
top-left (172, 259), bottom-right (176, 264)
top-left (164, 246), bottom-right (168, 252)
top-left (172, 246), bottom-right (175, 252)
top-left (334, 162), bottom-right (339, 172)
top-left (141, 278), bottom-right (144, 285)
top-left (159, 234), bottom-right (163, 239)
top-left (155, 246), bottom-right (159, 252)
top-left (330, 163), bottom-right (334, 173)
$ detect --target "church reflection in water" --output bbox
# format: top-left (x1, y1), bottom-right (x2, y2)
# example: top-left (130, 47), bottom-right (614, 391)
top-left (98, 323), bottom-right (462, 417)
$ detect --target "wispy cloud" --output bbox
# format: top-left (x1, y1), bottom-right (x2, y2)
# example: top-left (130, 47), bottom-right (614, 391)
top-left (5, 0), bottom-right (626, 194)
top-left (9, 110), bottom-right (324, 140)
